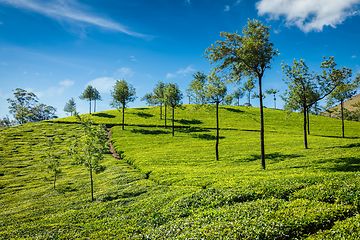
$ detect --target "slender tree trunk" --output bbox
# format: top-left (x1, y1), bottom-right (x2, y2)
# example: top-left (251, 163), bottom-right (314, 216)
top-left (341, 100), bottom-right (344, 138)
top-left (94, 100), bottom-right (96, 113)
top-left (307, 108), bottom-right (310, 135)
top-left (90, 167), bottom-right (94, 202)
top-left (188, 96), bottom-right (191, 104)
top-left (259, 78), bottom-right (265, 170)
top-left (216, 101), bottom-right (219, 161)
top-left (274, 95), bottom-right (276, 109)
top-left (303, 103), bottom-right (308, 149)
top-left (122, 104), bottom-right (125, 130)
top-left (160, 103), bottom-right (162, 120)
top-left (165, 104), bottom-right (167, 128)
top-left (53, 173), bottom-right (56, 190)
top-left (89, 100), bottom-right (92, 114)
top-left (172, 107), bottom-right (175, 137)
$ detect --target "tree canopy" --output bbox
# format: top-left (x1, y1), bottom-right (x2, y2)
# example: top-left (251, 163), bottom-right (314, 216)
top-left (165, 83), bottom-right (183, 136)
top-left (204, 19), bottom-right (279, 169)
top-left (110, 79), bottom-right (136, 130)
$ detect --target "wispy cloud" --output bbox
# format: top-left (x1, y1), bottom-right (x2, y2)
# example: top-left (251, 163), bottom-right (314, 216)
top-left (115, 67), bottom-right (134, 77)
top-left (0, 22), bottom-right (3, 25)
top-left (0, 0), bottom-right (149, 38)
top-left (185, 0), bottom-right (191, 5)
top-left (352, 55), bottom-right (357, 58)
top-left (130, 56), bottom-right (139, 62)
top-left (59, 79), bottom-right (74, 87)
top-left (87, 77), bottom-right (115, 93)
top-left (224, 0), bottom-right (242, 12)
top-left (166, 65), bottom-right (195, 79)
top-left (256, 0), bottom-right (360, 33)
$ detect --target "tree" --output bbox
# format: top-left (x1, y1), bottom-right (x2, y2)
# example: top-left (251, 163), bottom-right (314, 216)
top-left (165, 83), bottom-right (183, 136)
top-left (0, 116), bottom-right (15, 127)
top-left (187, 71), bottom-right (207, 104)
top-left (265, 89), bottom-right (280, 109)
top-left (232, 88), bottom-right (245, 106)
top-left (326, 72), bottom-right (360, 137)
top-left (152, 82), bottom-right (166, 119)
top-left (204, 71), bottom-right (227, 161)
top-left (64, 98), bottom-right (76, 116)
top-left (79, 85), bottom-right (95, 114)
top-left (110, 79), bottom-right (136, 130)
top-left (242, 79), bottom-right (256, 106)
top-left (93, 88), bottom-right (102, 113)
top-left (141, 93), bottom-right (156, 106)
top-left (68, 114), bottom-right (108, 201)
top-left (7, 88), bottom-right (57, 124)
top-left (7, 88), bottom-right (38, 124)
top-left (224, 94), bottom-right (234, 105)
top-left (204, 19), bottom-right (279, 169)
top-left (44, 138), bottom-right (62, 190)
top-left (31, 104), bottom-right (57, 121)
top-left (282, 57), bottom-right (346, 148)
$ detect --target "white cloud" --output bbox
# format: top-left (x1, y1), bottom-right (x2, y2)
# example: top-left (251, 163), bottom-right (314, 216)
top-left (130, 56), bottom-right (139, 62)
top-left (0, 22), bottom-right (2, 25)
top-left (115, 67), bottom-right (134, 77)
top-left (166, 65), bottom-right (195, 79)
top-left (256, 0), bottom-right (360, 32)
top-left (224, 0), bottom-right (242, 12)
top-left (224, 5), bottom-right (230, 12)
top-left (87, 77), bottom-right (115, 93)
top-left (185, 0), bottom-right (190, 5)
top-left (0, 0), bottom-right (149, 38)
top-left (59, 79), bottom-right (74, 87)
top-left (352, 55), bottom-right (357, 58)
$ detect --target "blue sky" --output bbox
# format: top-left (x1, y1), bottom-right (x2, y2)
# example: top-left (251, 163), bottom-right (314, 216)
top-left (1, 0), bottom-right (360, 118)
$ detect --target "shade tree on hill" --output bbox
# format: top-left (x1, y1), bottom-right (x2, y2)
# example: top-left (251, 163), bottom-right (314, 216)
top-left (187, 71), bottom-right (207, 104)
top-left (204, 19), bottom-right (279, 170)
top-left (232, 88), bottom-right (245, 106)
top-left (223, 94), bottom-right (234, 105)
top-left (204, 71), bottom-right (227, 161)
top-left (110, 79), bottom-right (137, 130)
top-left (281, 57), bottom-right (349, 148)
top-left (326, 72), bottom-right (360, 137)
top-left (152, 82), bottom-right (166, 120)
top-left (141, 93), bottom-right (156, 107)
top-left (164, 83), bottom-right (183, 137)
top-left (79, 85), bottom-right (95, 114)
top-left (241, 79), bottom-right (256, 107)
top-left (93, 88), bottom-right (102, 113)
top-left (68, 114), bottom-right (108, 202)
top-left (265, 89), bottom-right (280, 109)
top-left (7, 88), bottom-right (57, 124)
top-left (64, 98), bottom-right (76, 116)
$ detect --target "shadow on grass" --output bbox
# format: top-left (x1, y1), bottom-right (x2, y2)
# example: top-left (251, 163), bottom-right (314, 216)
top-left (92, 113), bottom-right (116, 118)
top-left (132, 112), bottom-right (154, 119)
top-left (192, 133), bottom-right (225, 140)
top-left (224, 108), bottom-right (244, 113)
top-left (175, 119), bottom-right (202, 125)
top-left (243, 152), bottom-right (303, 162)
top-left (131, 129), bottom-right (168, 135)
top-left (57, 183), bottom-right (77, 193)
top-left (177, 127), bottom-right (209, 133)
top-left (341, 143), bottom-right (360, 148)
top-left (98, 190), bottom-right (147, 202)
top-left (314, 134), bottom-right (360, 139)
top-left (324, 157), bottom-right (360, 172)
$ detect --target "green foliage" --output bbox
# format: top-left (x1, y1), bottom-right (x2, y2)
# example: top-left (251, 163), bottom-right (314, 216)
top-left (7, 88), bottom-right (57, 124)
top-left (1, 106), bottom-right (360, 239)
top-left (43, 138), bottom-right (62, 190)
top-left (68, 114), bottom-right (109, 201)
top-left (110, 79), bottom-right (136, 130)
top-left (164, 83), bottom-right (183, 136)
top-left (187, 71), bottom-right (207, 104)
top-left (63, 98), bottom-right (76, 116)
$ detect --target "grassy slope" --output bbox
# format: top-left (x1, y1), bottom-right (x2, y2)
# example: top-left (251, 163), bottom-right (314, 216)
top-left (329, 93), bottom-right (360, 112)
top-left (1, 105), bottom-right (360, 239)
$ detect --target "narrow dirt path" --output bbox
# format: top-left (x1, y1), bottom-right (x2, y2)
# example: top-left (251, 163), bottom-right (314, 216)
top-left (107, 128), bottom-right (121, 159)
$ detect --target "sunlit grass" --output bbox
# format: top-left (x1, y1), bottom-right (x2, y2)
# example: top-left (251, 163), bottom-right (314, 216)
top-left (1, 104), bottom-right (360, 239)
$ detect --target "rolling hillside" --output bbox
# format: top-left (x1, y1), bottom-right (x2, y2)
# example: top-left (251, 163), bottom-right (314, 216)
top-left (329, 93), bottom-right (360, 112)
top-left (1, 105), bottom-right (360, 239)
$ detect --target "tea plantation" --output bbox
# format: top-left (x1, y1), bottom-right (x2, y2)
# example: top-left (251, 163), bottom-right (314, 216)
top-left (1, 105), bottom-right (360, 239)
